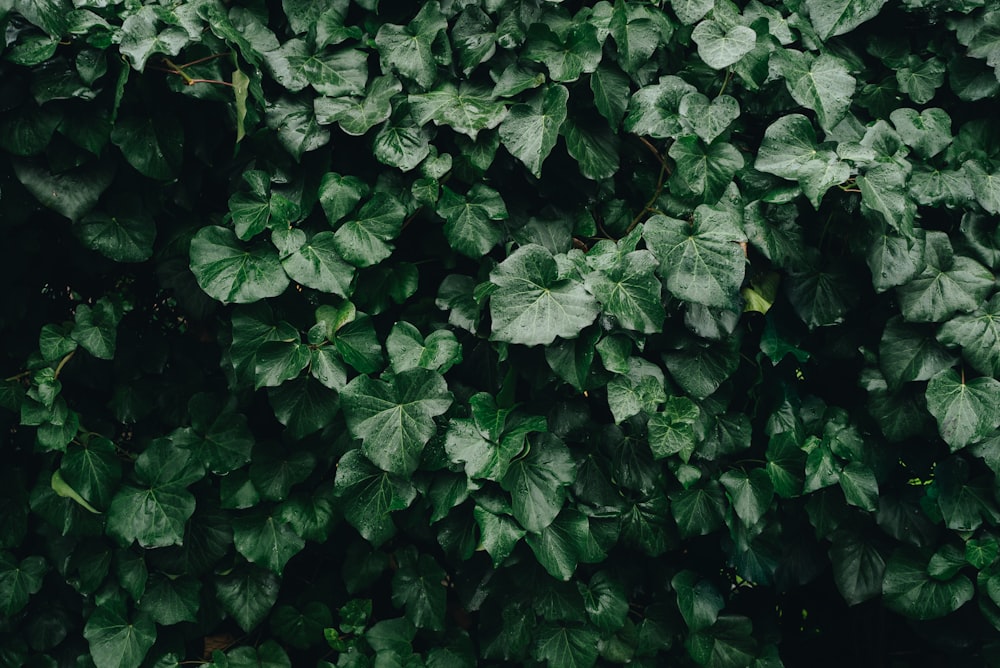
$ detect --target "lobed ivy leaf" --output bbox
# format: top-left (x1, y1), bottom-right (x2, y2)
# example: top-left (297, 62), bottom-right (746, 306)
top-left (830, 532), bottom-right (886, 606)
top-left (925, 368), bottom-right (1000, 451)
top-left (679, 93), bottom-right (740, 144)
top-left (501, 433), bottom-right (576, 533)
top-left (883, 548), bottom-right (974, 620)
top-left (268, 376), bottom-right (340, 439)
top-left (524, 22), bottom-right (602, 83)
top-left (139, 573), bottom-right (200, 625)
top-left (755, 114), bottom-right (849, 207)
top-left (76, 211), bottom-right (155, 263)
top-left (341, 368), bottom-right (453, 476)
top-left (452, 6), bottom-right (497, 75)
top-left (233, 507), bottom-right (305, 575)
top-left (590, 63), bottom-right (630, 130)
top-left (624, 75), bottom-right (696, 139)
top-left (805, 0), bottom-right (888, 39)
top-left (332, 193), bottom-right (405, 268)
top-left (964, 160), bottom-right (1000, 215)
top-left (937, 294), bottom-right (1000, 377)
top-left (386, 321), bottom-right (462, 374)
top-left (610, 0), bottom-right (667, 75)
top-left (437, 184), bottom-right (508, 258)
top-left (333, 450), bottom-right (417, 546)
top-left (59, 437), bottom-right (122, 512)
top-left (0, 552), bottom-right (46, 617)
top-left (719, 469), bottom-right (773, 527)
top-left (190, 226), bottom-right (290, 304)
top-left (498, 84), bottom-right (569, 178)
top-left (392, 547), bottom-right (447, 631)
top-left (878, 317), bottom-right (957, 391)
top-left (273, 228), bottom-right (354, 297)
top-left (691, 20), bottom-right (756, 70)
top-left (770, 49), bottom-right (856, 131)
top-left (409, 82), bottom-right (507, 139)
top-left (214, 563), bottom-right (281, 633)
top-left (890, 107), bottom-right (952, 159)
top-left (896, 231), bottom-right (993, 323)
top-left (647, 396), bottom-right (701, 462)
top-left (668, 136), bottom-right (745, 203)
top-left (83, 603), bottom-right (156, 668)
top-left (374, 2), bottom-right (447, 89)
top-left (315, 75), bottom-right (403, 136)
top-left (489, 244), bottom-right (600, 346)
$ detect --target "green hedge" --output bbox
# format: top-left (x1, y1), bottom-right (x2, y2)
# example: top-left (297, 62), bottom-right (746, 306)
top-left (2, 0), bottom-right (1000, 666)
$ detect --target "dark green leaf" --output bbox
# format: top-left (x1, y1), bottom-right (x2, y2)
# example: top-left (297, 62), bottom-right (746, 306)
top-left (268, 376), bottom-right (340, 439)
top-left (523, 23), bottom-right (602, 83)
top-left (59, 437), bottom-right (121, 512)
top-left (498, 84), bottom-right (569, 178)
top-left (111, 115), bottom-right (182, 180)
top-left (501, 433), bottom-right (575, 533)
top-left (672, 570), bottom-right (724, 632)
top-left (409, 82), bottom-right (507, 139)
top-left (374, 3), bottom-right (447, 88)
top-left (925, 368), bottom-right (1000, 451)
top-left (670, 482), bottom-right (727, 538)
top-left (692, 20), bottom-right (756, 70)
top-left (334, 450), bottom-right (417, 546)
top-left (273, 228), bottom-right (354, 297)
top-left (938, 294), bottom-right (1000, 377)
top-left (392, 547), bottom-right (446, 631)
top-left (76, 211), bottom-right (155, 263)
top-left (897, 232), bottom-right (993, 322)
top-left (190, 226), bottom-right (290, 304)
top-left (882, 548), bottom-right (974, 620)
top-left (83, 603), bottom-right (156, 668)
top-left (214, 564), bottom-right (281, 633)
top-left (534, 622), bottom-right (600, 668)
top-left (719, 469), bottom-right (773, 527)
top-left (139, 573), bottom-right (200, 625)
top-left (332, 193), bottom-right (406, 268)
top-left (804, 0), bottom-right (888, 39)
top-left (668, 137), bottom-right (745, 202)
top-left (0, 552), bottom-right (46, 617)
top-left (12, 156), bottom-right (114, 221)
top-left (233, 507), bottom-right (305, 575)
top-left (437, 184), bottom-right (508, 258)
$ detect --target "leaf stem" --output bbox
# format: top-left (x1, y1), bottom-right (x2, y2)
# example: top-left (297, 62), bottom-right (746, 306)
top-left (717, 68), bottom-right (733, 97)
top-left (53, 350), bottom-right (76, 379)
top-left (3, 370), bottom-right (30, 382)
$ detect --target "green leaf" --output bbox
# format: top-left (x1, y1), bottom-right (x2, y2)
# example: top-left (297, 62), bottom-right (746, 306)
top-left (670, 482), bottom-right (727, 538)
top-left (76, 211), bottom-right (156, 263)
top-left (896, 231), bottom-right (993, 323)
top-left (719, 469), bottom-right (773, 527)
top-left (268, 376), bottom-right (340, 439)
top-left (111, 115), bottom-right (183, 180)
top-left (896, 56), bottom-right (945, 104)
top-left (264, 40), bottom-right (368, 97)
top-left (527, 508), bottom-right (603, 581)
top-left (452, 6), bottom-right (496, 75)
top-left (533, 622), bottom-right (599, 668)
top-left (672, 570), bottom-right (724, 632)
top-left (579, 571), bottom-right (629, 632)
top-left (624, 75), bottom-right (696, 139)
top-left (107, 439), bottom-right (203, 548)
top-left (879, 317), bottom-right (957, 391)
top-left (334, 315), bottom-right (385, 373)
top-left (0, 552), bottom-right (46, 617)
top-left (272, 602), bottom-right (334, 650)
top-left (830, 532), bottom-right (886, 606)
top-left (334, 450), bottom-right (417, 546)
top-left (882, 548), bottom-right (974, 620)
top-left (770, 50), bottom-right (855, 131)
top-left (687, 615), bottom-right (758, 668)
top-left (333, 193), bottom-right (406, 268)
top-left (171, 396), bottom-right (254, 475)
top-left (890, 107), bottom-right (952, 159)
top-left (648, 396), bottom-right (700, 461)
top-left (386, 322), bottom-right (462, 374)
top-left (583, 240), bottom-right (664, 333)
top-left (489, 244), bottom-right (600, 346)
top-left (524, 23), bottom-right (602, 83)
top-left (964, 159), bottom-right (1000, 215)
top-left (409, 82), bottom-right (507, 139)
top-left (341, 368), bottom-right (453, 476)
top-left (670, 0), bottom-right (715, 25)
top-left (857, 163), bottom-right (916, 235)
top-left (59, 437), bottom-right (122, 512)
top-left (233, 507), bottom-right (305, 575)
top-left (804, 0), bottom-right (888, 39)
top-left (501, 433), bottom-right (575, 533)
top-left (265, 95), bottom-right (331, 160)
top-left (563, 116), bottom-right (621, 181)
top-left (139, 573), bottom-right (200, 625)
top-left (644, 205), bottom-right (747, 309)
top-left (273, 228), bottom-right (353, 297)
top-left (692, 20), bottom-right (756, 70)
top-left (253, 339), bottom-right (310, 389)
top-left (214, 564), bottom-right (281, 633)
top-left (315, 75), bottom-right (402, 136)
top-left (925, 368), bottom-right (1000, 451)
top-left (190, 226), bottom-right (290, 304)
top-left (590, 63), bottom-right (630, 130)
top-left (610, 0), bottom-right (666, 75)
top-left (766, 433), bottom-right (806, 498)
top-left (83, 603), bottom-right (156, 668)
top-left (118, 7), bottom-right (189, 71)
top-left (667, 137), bottom-right (745, 202)
top-left (392, 547), bottom-right (446, 631)
top-left (663, 336), bottom-right (739, 399)
top-left (786, 259), bottom-right (860, 327)
top-left (72, 297), bottom-right (123, 360)
top-left (839, 463), bottom-right (878, 511)
top-left (318, 173), bottom-right (368, 225)
top-left (755, 114), bottom-right (849, 208)
top-left (498, 84), bottom-right (569, 178)
top-left (938, 294), bottom-right (1000, 377)
top-left (437, 184), bottom-right (508, 258)
top-left (374, 2), bottom-right (447, 88)
top-left (373, 112), bottom-right (432, 172)
top-left (679, 93), bottom-right (740, 144)
top-left (12, 156), bottom-right (115, 221)
top-left (966, 538), bottom-right (999, 569)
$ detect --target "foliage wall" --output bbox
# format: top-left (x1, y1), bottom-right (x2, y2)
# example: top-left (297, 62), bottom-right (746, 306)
top-left (3, 0), bottom-right (1000, 666)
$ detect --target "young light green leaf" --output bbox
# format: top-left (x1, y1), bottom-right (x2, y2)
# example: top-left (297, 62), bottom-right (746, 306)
top-left (925, 368), bottom-right (1000, 451)
top-left (83, 603), bottom-right (156, 668)
top-left (498, 84), bottom-right (569, 178)
top-left (691, 20), bottom-right (756, 70)
top-left (341, 368), bottom-right (453, 475)
top-left (644, 205), bottom-right (747, 309)
top-left (190, 226), bottom-right (290, 304)
top-left (489, 244), bottom-right (600, 346)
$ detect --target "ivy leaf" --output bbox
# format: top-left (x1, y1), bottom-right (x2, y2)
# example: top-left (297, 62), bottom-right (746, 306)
top-left (533, 622), bottom-right (599, 668)
top-left (392, 547), bottom-right (446, 631)
top-left (0, 552), bottom-right (46, 616)
top-left (318, 172), bottom-right (368, 225)
top-left (644, 205), bottom-right (747, 309)
top-left (668, 137), bottom-right (745, 202)
top-left (233, 507), bottom-right (305, 575)
top-left (341, 368), bottom-right (453, 476)
top-left (624, 75), bottom-right (696, 139)
top-left (409, 82), bottom-right (507, 139)
top-left (501, 433), bottom-right (575, 533)
top-left (107, 439), bottom-right (203, 548)
top-left (647, 396), bottom-right (701, 462)
top-left (719, 469), bottom-right (773, 527)
top-left (858, 163), bottom-right (915, 235)
top-left (333, 450), bottom-right (417, 546)
top-left (878, 317), bottom-right (957, 391)
top-left (273, 228), bottom-right (353, 297)
top-left (59, 437), bottom-right (122, 512)
top-left (315, 75), bottom-right (402, 136)
top-left (755, 114), bottom-right (849, 208)
top-left (830, 532), bottom-right (886, 606)
top-left (691, 20), bottom-right (756, 70)
top-left (498, 84), bottom-right (569, 178)
top-left (770, 49), bottom-right (855, 131)
top-left (687, 615), bottom-right (758, 668)
top-left (882, 548), bottom-right (974, 620)
top-left (72, 297), bottom-right (123, 360)
top-left (111, 115), bottom-right (183, 181)
top-left (896, 56), bottom-right (945, 104)
top-left (374, 2), bottom-right (447, 89)
top-left (268, 377), bottom-right (340, 439)
top-left (214, 564), bottom-right (281, 633)
top-left (896, 231), bottom-right (993, 323)
top-left (610, 0), bottom-right (665, 76)
top-left (563, 116), bottom-right (621, 181)
top-left (964, 160), bottom-right (1000, 215)
top-left (527, 508), bottom-right (604, 582)
top-left (925, 368), bottom-right (1000, 451)
top-left (139, 573), bottom-right (200, 625)
top-left (524, 23), bottom-right (602, 83)
top-left (452, 6), bottom-right (496, 75)
top-left (474, 505), bottom-right (526, 567)
top-left (118, 7), bottom-right (188, 71)
top-left (672, 570), bottom-right (724, 632)
top-left (804, 0), bottom-right (888, 39)
top-left (332, 193), bottom-right (406, 268)
top-left (83, 603), bottom-right (156, 668)
top-left (679, 93), bottom-right (740, 144)
top-left (386, 322), bottom-right (462, 374)
top-left (265, 95), bottom-right (331, 161)
top-left (76, 211), bottom-right (155, 263)
top-left (12, 156), bottom-right (115, 221)
top-left (437, 184), bottom-right (508, 258)
top-left (578, 571), bottom-right (629, 632)
top-left (583, 239), bottom-right (664, 333)
top-left (937, 295), bottom-right (1000, 377)
top-left (670, 482), bottom-right (727, 538)
top-left (890, 108), bottom-right (952, 159)
top-left (670, 0), bottom-right (715, 25)
top-left (190, 226), bottom-right (290, 304)
top-left (590, 63), bottom-right (630, 130)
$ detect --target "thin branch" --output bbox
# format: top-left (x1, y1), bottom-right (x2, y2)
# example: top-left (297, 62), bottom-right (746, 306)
top-left (636, 136), bottom-right (670, 175)
top-left (4, 370), bottom-right (31, 382)
top-left (53, 350), bottom-right (76, 379)
top-left (625, 160), bottom-right (667, 234)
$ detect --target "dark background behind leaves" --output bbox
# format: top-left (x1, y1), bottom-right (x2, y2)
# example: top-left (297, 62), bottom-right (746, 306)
top-left (2, 0), bottom-right (1000, 666)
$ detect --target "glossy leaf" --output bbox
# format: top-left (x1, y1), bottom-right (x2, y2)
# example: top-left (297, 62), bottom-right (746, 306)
top-left (83, 603), bottom-right (156, 668)
top-left (190, 226), bottom-right (290, 304)
top-left (498, 84), bottom-right (569, 178)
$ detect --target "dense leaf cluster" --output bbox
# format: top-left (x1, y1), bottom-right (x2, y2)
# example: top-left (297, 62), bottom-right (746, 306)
top-left (2, 0), bottom-right (1000, 666)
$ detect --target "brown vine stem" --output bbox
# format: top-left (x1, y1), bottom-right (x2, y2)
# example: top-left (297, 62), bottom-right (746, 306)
top-left (158, 56), bottom-right (234, 87)
top-left (626, 160), bottom-right (667, 235)
top-left (3, 370), bottom-right (30, 382)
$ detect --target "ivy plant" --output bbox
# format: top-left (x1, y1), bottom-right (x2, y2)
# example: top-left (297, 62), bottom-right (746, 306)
top-left (2, 0), bottom-right (1000, 666)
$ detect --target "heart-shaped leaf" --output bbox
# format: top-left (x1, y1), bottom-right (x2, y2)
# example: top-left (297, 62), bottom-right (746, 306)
top-left (679, 93), bottom-right (740, 143)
